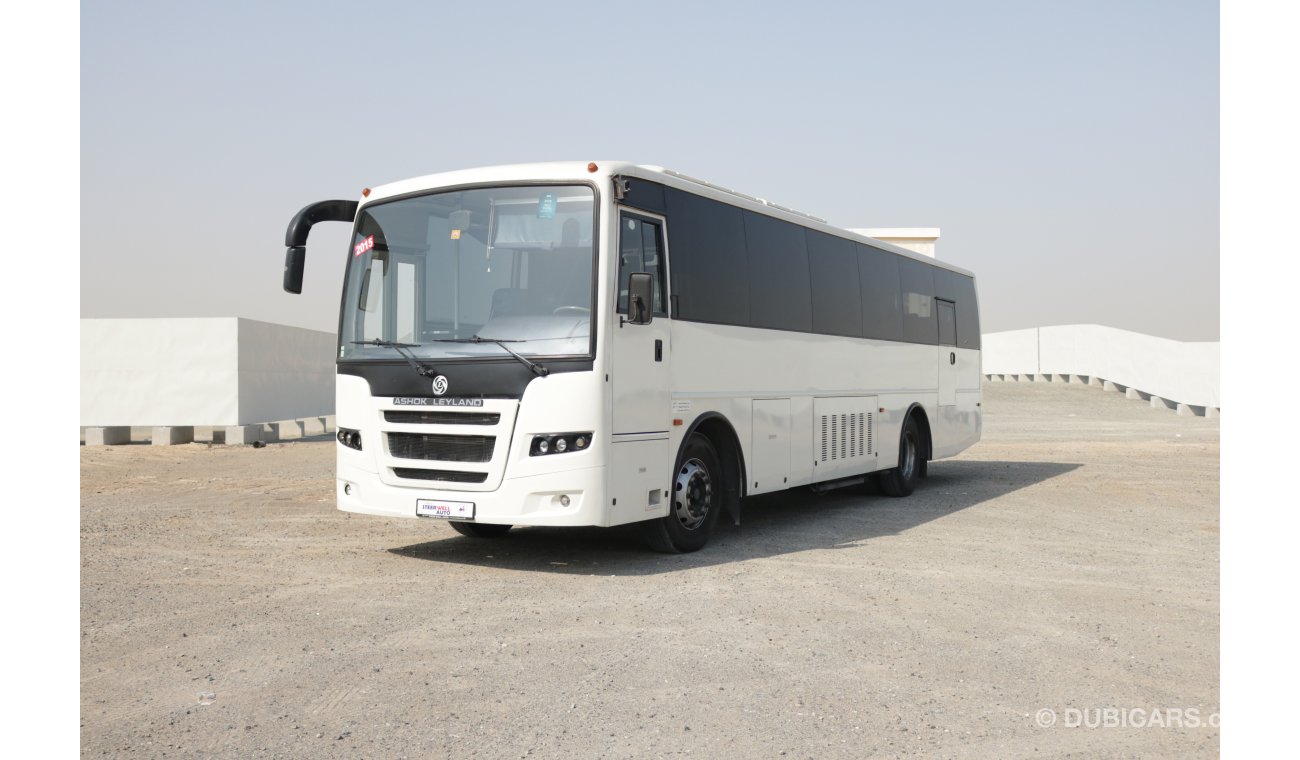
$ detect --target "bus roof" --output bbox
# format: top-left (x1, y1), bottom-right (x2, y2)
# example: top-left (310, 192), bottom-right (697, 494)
top-left (361, 161), bottom-right (976, 279)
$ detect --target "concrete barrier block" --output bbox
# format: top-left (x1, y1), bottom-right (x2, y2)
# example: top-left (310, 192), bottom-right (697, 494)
top-left (1126, 388), bottom-right (1150, 401)
top-left (1090, 377), bottom-right (1104, 388)
top-left (210, 428), bottom-right (226, 444)
top-left (260, 422), bottom-right (281, 443)
top-left (1176, 403), bottom-right (1204, 417)
top-left (277, 419), bottom-right (305, 440)
top-left (1103, 380), bottom-right (1120, 392)
top-left (225, 425), bottom-right (263, 445)
top-left (1052, 374), bottom-right (1069, 383)
top-left (1206, 407), bottom-right (1220, 419)
top-left (151, 426), bottom-right (194, 446)
top-left (303, 416), bottom-right (327, 436)
top-left (86, 426), bottom-right (131, 446)
top-left (1070, 375), bottom-right (1089, 384)
top-left (1034, 374), bottom-right (1051, 382)
top-left (322, 415), bottom-right (336, 433)
top-left (1151, 396), bottom-right (1175, 410)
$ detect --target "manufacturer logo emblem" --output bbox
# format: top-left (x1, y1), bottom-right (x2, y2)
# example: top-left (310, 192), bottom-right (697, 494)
top-left (431, 375), bottom-right (449, 396)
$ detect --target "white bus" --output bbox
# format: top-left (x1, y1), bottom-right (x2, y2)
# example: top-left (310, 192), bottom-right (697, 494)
top-left (283, 162), bottom-right (981, 553)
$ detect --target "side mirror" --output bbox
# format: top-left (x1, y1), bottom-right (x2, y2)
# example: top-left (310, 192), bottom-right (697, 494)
top-left (627, 272), bottom-right (654, 325)
top-left (282, 199), bottom-right (359, 294)
top-left (283, 246), bottom-right (306, 294)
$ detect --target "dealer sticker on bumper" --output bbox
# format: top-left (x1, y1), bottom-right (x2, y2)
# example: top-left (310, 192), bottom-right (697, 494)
top-left (416, 499), bottom-right (475, 520)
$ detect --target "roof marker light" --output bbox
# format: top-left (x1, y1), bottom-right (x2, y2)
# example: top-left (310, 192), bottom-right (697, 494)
top-left (587, 163), bottom-right (598, 173)
top-left (362, 187), bottom-right (371, 197)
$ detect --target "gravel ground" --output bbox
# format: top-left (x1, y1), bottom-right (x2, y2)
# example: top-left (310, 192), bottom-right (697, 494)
top-left (81, 381), bottom-right (1219, 758)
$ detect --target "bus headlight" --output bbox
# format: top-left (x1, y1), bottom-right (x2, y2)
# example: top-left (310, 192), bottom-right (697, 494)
top-left (531, 433), bottom-right (593, 456)
top-left (337, 427), bottom-right (362, 451)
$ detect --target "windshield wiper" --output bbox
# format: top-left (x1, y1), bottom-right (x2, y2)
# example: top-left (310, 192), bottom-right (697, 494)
top-left (350, 339), bottom-right (442, 378)
top-left (424, 336), bottom-right (549, 377)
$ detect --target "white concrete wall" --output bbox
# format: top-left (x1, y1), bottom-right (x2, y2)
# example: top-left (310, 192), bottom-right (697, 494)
top-left (850, 227), bottom-right (940, 258)
top-left (982, 324), bottom-right (1220, 408)
top-left (81, 318), bottom-right (336, 427)
top-left (981, 328), bottom-right (1040, 376)
top-left (237, 319), bottom-right (337, 425)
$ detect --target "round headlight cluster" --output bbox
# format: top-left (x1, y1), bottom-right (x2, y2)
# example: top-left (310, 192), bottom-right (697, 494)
top-left (531, 432), bottom-right (593, 456)
top-left (337, 427), bottom-right (362, 451)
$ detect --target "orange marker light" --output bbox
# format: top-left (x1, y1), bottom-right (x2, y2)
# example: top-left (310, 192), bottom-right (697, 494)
top-left (673, 419), bottom-right (683, 426)
top-left (361, 187), bottom-right (371, 197)
top-left (587, 162), bottom-right (599, 173)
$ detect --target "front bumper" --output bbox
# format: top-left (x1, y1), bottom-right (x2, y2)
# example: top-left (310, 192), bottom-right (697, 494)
top-left (337, 457), bottom-right (608, 527)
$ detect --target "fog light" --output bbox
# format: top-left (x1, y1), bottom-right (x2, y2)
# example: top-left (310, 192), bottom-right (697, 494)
top-left (575, 436), bottom-right (588, 449)
top-left (555, 437), bottom-right (568, 453)
top-left (537, 438), bottom-right (549, 454)
top-left (559, 494), bottom-right (571, 507)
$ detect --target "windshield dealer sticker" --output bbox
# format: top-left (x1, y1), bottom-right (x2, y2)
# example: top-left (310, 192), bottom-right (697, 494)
top-left (354, 235), bottom-right (375, 257)
top-left (537, 192), bottom-right (557, 219)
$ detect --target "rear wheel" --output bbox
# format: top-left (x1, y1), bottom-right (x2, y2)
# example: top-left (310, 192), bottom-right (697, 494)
top-left (449, 521), bottom-right (513, 538)
top-left (639, 434), bottom-right (724, 553)
top-left (875, 415), bottom-right (922, 497)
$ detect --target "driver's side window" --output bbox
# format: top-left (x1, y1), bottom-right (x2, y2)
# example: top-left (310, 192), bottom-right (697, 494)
top-left (617, 213), bottom-right (667, 315)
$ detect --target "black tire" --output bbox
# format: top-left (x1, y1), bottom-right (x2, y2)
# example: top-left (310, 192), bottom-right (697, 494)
top-left (639, 434), bottom-right (724, 553)
top-left (875, 415), bottom-right (922, 497)
top-left (449, 521), bottom-right (513, 538)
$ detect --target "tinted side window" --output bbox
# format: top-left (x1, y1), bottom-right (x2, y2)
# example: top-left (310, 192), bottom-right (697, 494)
top-left (664, 188), bottom-right (749, 325)
top-left (937, 299), bottom-right (957, 346)
top-left (617, 213), bottom-right (667, 315)
top-left (744, 211), bottom-right (812, 332)
top-left (807, 231), bottom-right (862, 337)
top-left (898, 257), bottom-right (937, 345)
top-left (934, 268), bottom-right (981, 349)
top-left (858, 244), bottom-right (903, 342)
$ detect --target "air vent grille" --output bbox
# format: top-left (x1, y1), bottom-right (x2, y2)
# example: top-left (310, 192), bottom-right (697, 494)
top-left (384, 410), bottom-right (500, 426)
top-left (818, 411), bottom-right (874, 463)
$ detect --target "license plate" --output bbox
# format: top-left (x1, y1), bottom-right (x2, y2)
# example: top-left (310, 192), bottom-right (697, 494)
top-left (416, 499), bottom-right (475, 520)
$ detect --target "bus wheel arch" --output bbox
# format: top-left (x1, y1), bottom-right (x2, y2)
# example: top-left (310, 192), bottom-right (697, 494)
top-left (903, 403), bottom-right (932, 478)
top-left (685, 413), bottom-right (746, 525)
top-left (639, 412), bottom-right (744, 553)
top-left (876, 404), bottom-right (931, 497)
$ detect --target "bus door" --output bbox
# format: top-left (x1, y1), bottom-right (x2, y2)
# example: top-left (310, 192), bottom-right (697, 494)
top-left (937, 298), bottom-right (957, 407)
top-left (611, 211), bottom-right (671, 435)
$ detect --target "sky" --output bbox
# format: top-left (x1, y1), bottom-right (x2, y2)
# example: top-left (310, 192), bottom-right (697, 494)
top-left (80, 0), bottom-right (1219, 341)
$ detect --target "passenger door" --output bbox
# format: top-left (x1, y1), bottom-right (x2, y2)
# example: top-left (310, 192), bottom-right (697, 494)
top-left (610, 211), bottom-right (671, 435)
top-left (937, 298), bottom-right (957, 407)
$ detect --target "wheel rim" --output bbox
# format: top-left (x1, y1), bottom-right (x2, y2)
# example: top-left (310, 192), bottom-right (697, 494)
top-left (900, 432), bottom-right (917, 479)
top-left (673, 457), bottom-right (713, 531)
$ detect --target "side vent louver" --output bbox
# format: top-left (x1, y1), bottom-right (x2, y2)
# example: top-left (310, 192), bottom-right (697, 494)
top-left (818, 408), bottom-right (875, 463)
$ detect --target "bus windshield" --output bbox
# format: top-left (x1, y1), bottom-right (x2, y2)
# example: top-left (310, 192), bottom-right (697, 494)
top-left (340, 184), bottom-right (595, 361)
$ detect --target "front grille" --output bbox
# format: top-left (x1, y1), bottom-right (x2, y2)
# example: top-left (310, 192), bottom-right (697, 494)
top-left (387, 432), bottom-right (495, 462)
top-left (384, 410), bottom-right (501, 426)
top-left (393, 468), bottom-right (488, 483)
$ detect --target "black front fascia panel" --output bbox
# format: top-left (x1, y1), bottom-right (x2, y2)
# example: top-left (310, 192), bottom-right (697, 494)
top-left (338, 357), bottom-right (594, 399)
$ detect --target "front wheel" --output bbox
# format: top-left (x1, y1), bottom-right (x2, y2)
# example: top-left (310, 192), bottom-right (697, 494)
top-left (639, 434), bottom-right (724, 553)
top-left (449, 521), bottom-right (513, 538)
top-left (874, 415), bottom-right (922, 497)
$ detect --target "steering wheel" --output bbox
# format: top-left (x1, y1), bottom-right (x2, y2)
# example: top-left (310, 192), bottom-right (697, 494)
top-left (552, 306), bottom-right (590, 316)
